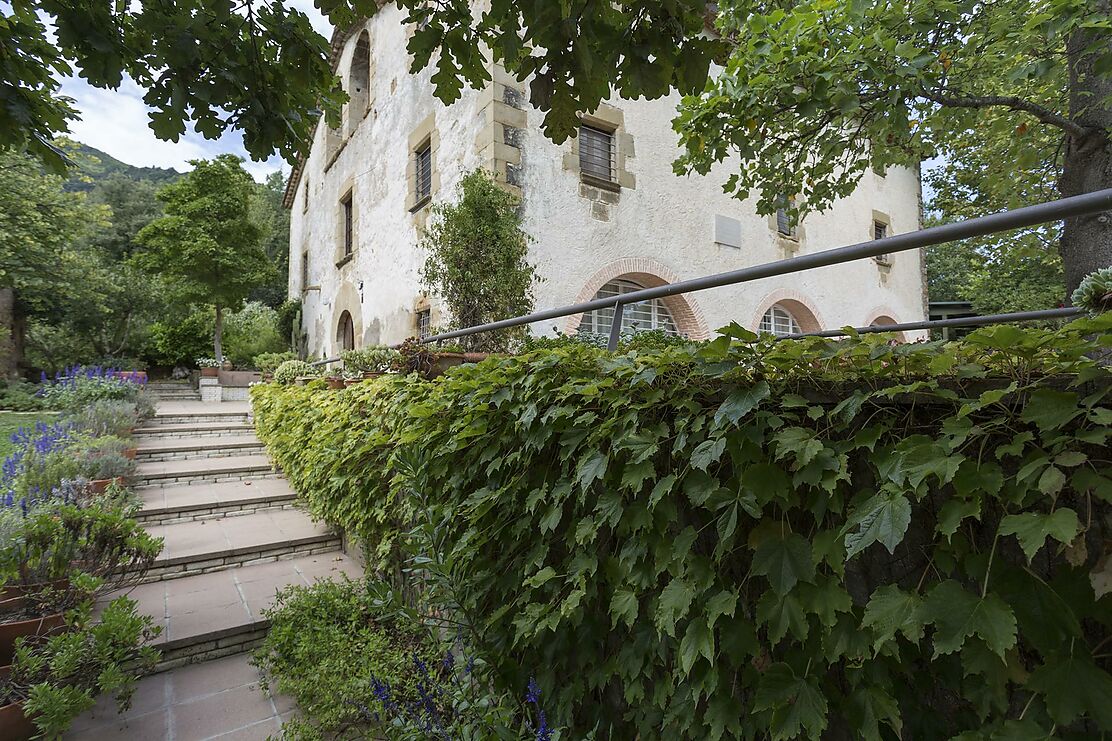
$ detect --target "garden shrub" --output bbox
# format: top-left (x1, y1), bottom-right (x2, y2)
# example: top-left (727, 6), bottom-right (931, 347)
top-left (222, 301), bottom-right (287, 368)
top-left (252, 314), bottom-right (1112, 739)
top-left (253, 577), bottom-right (436, 740)
top-left (272, 360), bottom-right (319, 385)
top-left (0, 380), bottom-right (44, 411)
top-left (144, 311), bottom-right (212, 367)
top-left (37, 366), bottom-right (150, 412)
top-left (252, 351), bottom-right (296, 374)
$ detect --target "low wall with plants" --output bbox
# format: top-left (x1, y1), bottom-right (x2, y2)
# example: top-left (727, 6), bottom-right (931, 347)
top-left (252, 316), bottom-right (1112, 739)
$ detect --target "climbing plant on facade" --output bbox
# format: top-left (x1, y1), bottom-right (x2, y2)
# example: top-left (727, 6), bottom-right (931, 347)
top-left (254, 313), bottom-right (1112, 739)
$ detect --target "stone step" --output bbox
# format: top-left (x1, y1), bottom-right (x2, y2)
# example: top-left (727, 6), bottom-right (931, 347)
top-left (137, 478), bottom-right (298, 525)
top-left (142, 509), bottom-right (341, 583)
top-left (136, 436), bottom-right (265, 462)
top-left (134, 455), bottom-right (277, 488)
top-left (134, 421), bottom-right (256, 440)
top-left (118, 553), bottom-right (361, 670)
top-left (149, 412), bottom-right (252, 426)
top-left (152, 392), bottom-right (202, 400)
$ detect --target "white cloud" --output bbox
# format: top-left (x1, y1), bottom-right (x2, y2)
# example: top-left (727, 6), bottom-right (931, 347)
top-left (56, 1), bottom-right (333, 182)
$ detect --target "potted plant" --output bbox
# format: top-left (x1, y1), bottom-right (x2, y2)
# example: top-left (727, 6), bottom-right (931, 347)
top-left (273, 360), bottom-right (318, 386)
top-left (79, 453), bottom-right (134, 495)
top-left (1, 596), bottom-right (160, 740)
top-left (195, 357), bottom-right (221, 377)
top-left (325, 372), bottom-right (346, 390)
top-left (392, 338), bottom-right (488, 379)
top-left (1071, 266), bottom-right (1112, 314)
top-left (341, 347), bottom-right (401, 378)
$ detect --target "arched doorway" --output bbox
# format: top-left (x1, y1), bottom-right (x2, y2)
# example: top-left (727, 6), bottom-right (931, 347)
top-left (337, 310), bottom-right (355, 351)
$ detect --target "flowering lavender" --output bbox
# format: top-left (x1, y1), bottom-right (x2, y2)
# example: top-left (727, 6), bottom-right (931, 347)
top-left (37, 366), bottom-right (146, 412)
top-left (525, 677), bottom-right (552, 741)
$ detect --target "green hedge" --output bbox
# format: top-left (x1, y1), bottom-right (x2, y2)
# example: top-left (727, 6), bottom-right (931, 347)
top-left (252, 315), bottom-right (1112, 739)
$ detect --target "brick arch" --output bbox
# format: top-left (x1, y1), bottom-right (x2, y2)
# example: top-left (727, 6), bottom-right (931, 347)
top-left (564, 258), bottom-right (710, 340)
top-left (864, 307), bottom-right (906, 342)
top-left (751, 288), bottom-right (825, 334)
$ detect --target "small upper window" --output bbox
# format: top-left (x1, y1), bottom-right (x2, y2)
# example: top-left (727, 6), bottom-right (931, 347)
top-left (301, 250), bottom-right (309, 288)
top-left (417, 308), bottom-right (432, 339)
top-left (776, 196), bottom-right (797, 238)
top-left (415, 141), bottom-right (433, 205)
top-left (759, 304), bottom-right (802, 337)
top-left (341, 191), bottom-right (354, 258)
top-left (302, 176), bottom-right (309, 213)
top-left (579, 124), bottom-right (615, 183)
top-left (873, 219), bottom-right (891, 265)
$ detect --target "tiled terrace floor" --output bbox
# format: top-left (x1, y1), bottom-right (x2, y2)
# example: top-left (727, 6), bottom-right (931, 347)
top-left (66, 654), bottom-right (292, 740)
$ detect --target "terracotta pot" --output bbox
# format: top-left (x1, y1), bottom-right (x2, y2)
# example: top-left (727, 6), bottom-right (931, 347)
top-left (0, 665), bottom-right (35, 741)
top-left (0, 612), bottom-right (66, 665)
top-left (0, 580), bottom-right (69, 615)
top-left (342, 378), bottom-right (362, 388)
top-left (326, 378), bottom-right (345, 390)
top-left (362, 371), bottom-right (385, 379)
top-left (262, 373), bottom-right (274, 382)
top-left (88, 477), bottom-right (127, 495)
top-left (122, 448), bottom-right (137, 461)
top-left (200, 367), bottom-right (219, 378)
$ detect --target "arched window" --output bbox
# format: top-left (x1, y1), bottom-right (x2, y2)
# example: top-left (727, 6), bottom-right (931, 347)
top-left (337, 311), bottom-right (355, 351)
top-left (347, 32), bottom-right (371, 134)
top-left (579, 279), bottom-right (678, 337)
top-left (759, 304), bottom-right (802, 336)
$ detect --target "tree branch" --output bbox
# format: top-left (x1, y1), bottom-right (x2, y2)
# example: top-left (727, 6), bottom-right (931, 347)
top-left (919, 88), bottom-right (1091, 139)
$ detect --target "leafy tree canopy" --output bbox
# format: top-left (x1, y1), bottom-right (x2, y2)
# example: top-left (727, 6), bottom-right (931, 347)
top-left (136, 155), bottom-right (271, 361)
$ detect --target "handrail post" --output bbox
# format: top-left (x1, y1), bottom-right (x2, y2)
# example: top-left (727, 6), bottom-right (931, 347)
top-left (607, 301), bottom-right (625, 351)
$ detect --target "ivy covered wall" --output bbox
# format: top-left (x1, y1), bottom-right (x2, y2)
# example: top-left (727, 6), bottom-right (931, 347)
top-left (252, 315), bottom-right (1112, 739)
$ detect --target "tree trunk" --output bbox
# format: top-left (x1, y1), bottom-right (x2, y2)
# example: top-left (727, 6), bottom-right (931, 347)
top-left (0, 288), bottom-right (20, 379)
top-left (1060, 3), bottom-right (1112, 299)
top-left (214, 304), bottom-right (224, 364)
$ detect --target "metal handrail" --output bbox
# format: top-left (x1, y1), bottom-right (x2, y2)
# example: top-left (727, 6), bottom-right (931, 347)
top-left (785, 307), bottom-right (1084, 340)
top-left (306, 188), bottom-right (1111, 362)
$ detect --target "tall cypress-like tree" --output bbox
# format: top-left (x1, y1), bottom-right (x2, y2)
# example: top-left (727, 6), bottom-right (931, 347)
top-left (136, 155), bottom-right (271, 364)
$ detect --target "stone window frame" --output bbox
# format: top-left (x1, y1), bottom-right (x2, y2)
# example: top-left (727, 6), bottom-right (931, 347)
top-left (345, 30), bottom-right (374, 137)
top-left (335, 182), bottom-right (356, 268)
top-left (561, 104), bottom-right (636, 192)
top-left (301, 249), bottom-right (311, 292)
top-left (872, 209), bottom-right (893, 267)
top-left (301, 175), bottom-right (309, 213)
top-left (414, 295), bottom-right (435, 338)
top-left (407, 114), bottom-right (440, 213)
top-left (769, 195), bottom-right (804, 245)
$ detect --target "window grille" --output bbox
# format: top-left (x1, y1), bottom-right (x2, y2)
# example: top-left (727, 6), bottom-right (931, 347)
top-left (776, 196), bottom-right (797, 237)
top-left (341, 192), bottom-right (353, 257)
top-left (759, 304), bottom-right (802, 336)
top-left (301, 251), bottom-right (309, 288)
top-left (415, 142), bottom-right (432, 203)
top-left (579, 279), bottom-right (678, 337)
top-left (873, 220), bottom-right (891, 265)
top-left (417, 308), bottom-right (431, 340)
top-left (579, 124), bottom-right (615, 183)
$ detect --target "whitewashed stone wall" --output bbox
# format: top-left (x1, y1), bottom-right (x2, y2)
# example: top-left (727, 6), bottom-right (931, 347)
top-left (289, 10), bottom-right (926, 357)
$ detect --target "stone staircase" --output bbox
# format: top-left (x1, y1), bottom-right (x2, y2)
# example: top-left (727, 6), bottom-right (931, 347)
top-left (119, 400), bottom-right (360, 671)
top-left (145, 379), bottom-right (202, 402)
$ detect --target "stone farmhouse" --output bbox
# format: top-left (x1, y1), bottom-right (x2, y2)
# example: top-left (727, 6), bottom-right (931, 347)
top-left (284, 6), bottom-right (926, 357)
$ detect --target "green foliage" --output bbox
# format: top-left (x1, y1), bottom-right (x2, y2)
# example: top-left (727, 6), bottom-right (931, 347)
top-left (135, 155), bottom-right (272, 363)
top-left (340, 347), bottom-right (400, 374)
top-left (145, 311), bottom-right (212, 368)
top-left (272, 360), bottom-right (319, 385)
top-left (9, 596), bottom-right (160, 739)
top-left (253, 351), bottom-right (297, 375)
top-left (253, 577), bottom-right (435, 740)
top-left (1072, 267), bottom-right (1112, 313)
top-left (0, 381), bottom-right (45, 412)
top-left (249, 171), bottom-right (292, 308)
top-left (419, 170), bottom-right (539, 352)
top-left (221, 301), bottom-right (287, 368)
top-left (254, 314), bottom-right (1112, 739)
top-left (276, 299), bottom-right (303, 351)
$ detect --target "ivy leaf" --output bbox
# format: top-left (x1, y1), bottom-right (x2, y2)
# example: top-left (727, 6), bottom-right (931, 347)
top-left (753, 663), bottom-right (829, 740)
top-left (861, 584), bottom-right (925, 653)
top-left (691, 436), bottom-right (727, 471)
top-left (1021, 389), bottom-right (1081, 432)
top-left (714, 381), bottom-right (771, 427)
top-left (937, 499), bottom-right (980, 542)
top-left (1028, 654), bottom-right (1112, 730)
top-left (752, 532), bottom-right (815, 594)
top-left (998, 509), bottom-right (1080, 562)
top-left (525, 566), bottom-right (557, 588)
top-left (1038, 465), bottom-right (1066, 496)
top-left (797, 578), bottom-right (852, 628)
top-left (620, 459), bottom-right (655, 492)
top-left (705, 589), bottom-right (738, 630)
top-left (575, 450), bottom-right (609, 490)
top-left (756, 591), bottom-right (808, 645)
top-left (678, 618), bottom-right (715, 674)
top-left (850, 686), bottom-right (903, 741)
top-left (844, 490), bottom-right (912, 559)
top-left (648, 473), bottom-right (677, 509)
top-left (655, 577), bottom-right (695, 637)
top-left (609, 588), bottom-right (638, 628)
top-left (922, 580), bottom-right (1017, 658)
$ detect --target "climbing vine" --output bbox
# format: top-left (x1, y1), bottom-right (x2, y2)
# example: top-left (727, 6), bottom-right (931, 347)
top-left (252, 314), bottom-right (1112, 739)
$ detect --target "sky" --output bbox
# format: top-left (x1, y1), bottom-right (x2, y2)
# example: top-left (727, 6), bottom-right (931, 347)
top-left (56, 0), bottom-right (331, 183)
